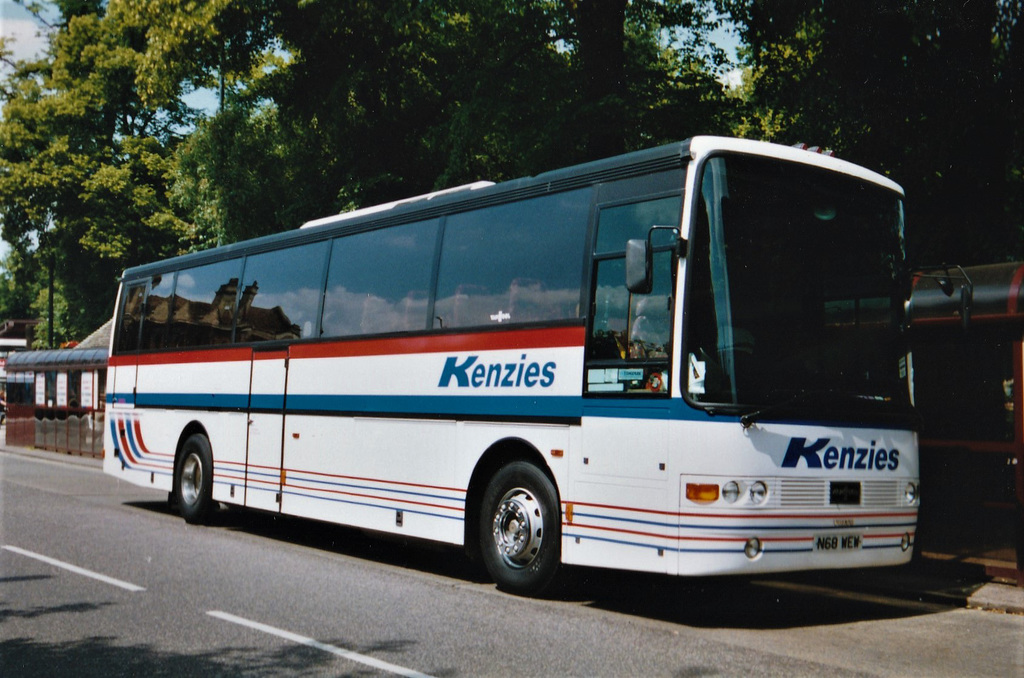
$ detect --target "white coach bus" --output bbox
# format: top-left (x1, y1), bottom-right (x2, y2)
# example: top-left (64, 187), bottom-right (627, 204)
top-left (105, 137), bottom-right (920, 595)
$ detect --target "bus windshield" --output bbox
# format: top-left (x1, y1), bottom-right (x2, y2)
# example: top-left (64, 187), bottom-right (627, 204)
top-left (685, 153), bottom-right (911, 421)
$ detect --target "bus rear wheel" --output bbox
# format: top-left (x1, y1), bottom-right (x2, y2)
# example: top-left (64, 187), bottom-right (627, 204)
top-left (479, 461), bottom-right (561, 596)
top-left (175, 433), bottom-right (214, 524)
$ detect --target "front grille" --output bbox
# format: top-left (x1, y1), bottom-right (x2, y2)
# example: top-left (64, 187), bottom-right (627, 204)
top-left (779, 479), bottom-right (902, 508)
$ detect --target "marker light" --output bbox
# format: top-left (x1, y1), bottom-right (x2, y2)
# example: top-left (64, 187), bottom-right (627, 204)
top-left (744, 537), bottom-right (763, 559)
top-left (749, 481), bottom-right (768, 505)
top-left (722, 481), bottom-right (741, 503)
top-left (792, 142), bottom-right (836, 157)
top-left (686, 483), bottom-right (720, 504)
top-left (904, 482), bottom-right (919, 505)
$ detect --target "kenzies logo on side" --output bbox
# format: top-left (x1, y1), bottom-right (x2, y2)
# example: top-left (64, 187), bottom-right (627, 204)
top-left (782, 437), bottom-right (900, 471)
top-left (438, 354), bottom-right (557, 389)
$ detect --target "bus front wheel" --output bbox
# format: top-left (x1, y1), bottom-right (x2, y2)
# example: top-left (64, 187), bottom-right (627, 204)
top-left (175, 433), bottom-right (214, 524)
top-left (479, 461), bottom-right (561, 596)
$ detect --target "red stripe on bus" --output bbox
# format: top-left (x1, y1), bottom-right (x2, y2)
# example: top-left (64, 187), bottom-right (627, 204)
top-left (132, 419), bottom-right (173, 459)
top-left (285, 482), bottom-right (465, 513)
top-left (254, 350), bottom-right (288, 361)
top-left (109, 346), bottom-right (252, 367)
top-left (566, 499), bottom-right (916, 522)
top-left (285, 467), bottom-right (465, 495)
top-left (290, 325), bottom-right (586, 360)
top-left (108, 326), bottom-right (585, 367)
top-left (568, 521), bottom-right (724, 542)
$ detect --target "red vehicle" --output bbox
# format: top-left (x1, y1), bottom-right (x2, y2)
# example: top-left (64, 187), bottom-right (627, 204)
top-left (909, 262), bottom-right (1024, 585)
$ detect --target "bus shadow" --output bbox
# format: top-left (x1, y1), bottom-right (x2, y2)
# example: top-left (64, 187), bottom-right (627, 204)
top-left (126, 500), bottom-right (489, 584)
top-left (128, 500), bottom-right (975, 630)
top-left (558, 566), bottom-right (969, 630)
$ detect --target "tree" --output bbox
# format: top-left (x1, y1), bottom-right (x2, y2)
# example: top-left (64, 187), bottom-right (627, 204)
top-left (0, 248), bottom-right (38, 322)
top-left (171, 105), bottom-right (303, 248)
top-left (0, 1), bottom-right (190, 343)
top-left (722, 0), bottom-right (1024, 265)
top-left (1, 0), bottom-right (737, 335)
top-left (256, 0), bottom-right (730, 213)
top-left (135, 0), bottom-right (734, 247)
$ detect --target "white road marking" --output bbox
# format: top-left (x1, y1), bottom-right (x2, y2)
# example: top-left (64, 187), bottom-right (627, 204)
top-left (208, 610), bottom-right (435, 678)
top-left (2, 545), bottom-right (146, 592)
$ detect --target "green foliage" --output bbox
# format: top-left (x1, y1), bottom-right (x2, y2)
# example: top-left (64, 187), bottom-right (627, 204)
top-left (171, 105), bottom-right (299, 248)
top-left (722, 0), bottom-right (1024, 265)
top-left (255, 0), bottom-right (729, 212)
top-left (0, 249), bottom-right (38, 321)
top-left (3, 0), bottom-right (1019, 349)
top-left (0, 0), bottom-right (191, 344)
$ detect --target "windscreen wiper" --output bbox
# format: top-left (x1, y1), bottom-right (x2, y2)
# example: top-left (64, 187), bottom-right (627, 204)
top-left (739, 390), bottom-right (890, 429)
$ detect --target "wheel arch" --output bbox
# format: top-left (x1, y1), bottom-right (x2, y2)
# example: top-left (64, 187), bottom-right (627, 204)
top-left (464, 437), bottom-right (560, 562)
top-left (174, 421), bottom-right (211, 471)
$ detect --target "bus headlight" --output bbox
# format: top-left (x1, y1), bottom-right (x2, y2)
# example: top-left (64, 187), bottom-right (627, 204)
top-left (749, 481), bottom-right (768, 505)
top-left (904, 481), bottom-right (919, 505)
top-left (722, 481), bottom-right (741, 503)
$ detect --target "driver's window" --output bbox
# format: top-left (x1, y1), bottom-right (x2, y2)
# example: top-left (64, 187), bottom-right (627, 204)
top-left (586, 196), bottom-right (680, 395)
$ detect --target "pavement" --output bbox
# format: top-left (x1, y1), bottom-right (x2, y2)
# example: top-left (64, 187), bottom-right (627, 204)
top-left (4, 443), bottom-right (1024, 615)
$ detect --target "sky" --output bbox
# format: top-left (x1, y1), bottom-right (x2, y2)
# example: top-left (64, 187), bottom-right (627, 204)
top-left (0, 0), bottom-right (51, 67)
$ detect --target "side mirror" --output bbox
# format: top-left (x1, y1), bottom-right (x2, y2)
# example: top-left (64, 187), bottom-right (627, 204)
top-left (911, 263), bottom-right (974, 331)
top-left (625, 225), bottom-right (684, 294)
top-left (960, 280), bottom-right (973, 331)
top-left (626, 238), bottom-right (653, 294)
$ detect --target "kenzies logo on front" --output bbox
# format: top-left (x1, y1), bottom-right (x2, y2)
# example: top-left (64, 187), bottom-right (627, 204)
top-left (782, 437), bottom-right (900, 471)
top-left (438, 354), bottom-right (556, 388)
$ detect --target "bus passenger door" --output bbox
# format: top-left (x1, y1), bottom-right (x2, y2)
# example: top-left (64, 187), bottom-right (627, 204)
top-left (245, 348), bottom-right (288, 511)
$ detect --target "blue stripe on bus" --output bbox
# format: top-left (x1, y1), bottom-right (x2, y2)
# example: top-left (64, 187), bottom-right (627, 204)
top-left (109, 392), bottom-right (725, 422)
top-left (250, 393), bottom-right (285, 410)
top-left (109, 391), bottom-right (913, 431)
top-left (561, 532), bottom-right (915, 556)
top-left (280, 489), bottom-right (463, 522)
top-left (563, 531), bottom-right (751, 555)
top-left (288, 394), bottom-right (585, 419)
top-left (134, 392), bottom-right (251, 409)
top-left (288, 473), bottom-right (465, 504)
top-left (572, 510), bottom-right (916, 533)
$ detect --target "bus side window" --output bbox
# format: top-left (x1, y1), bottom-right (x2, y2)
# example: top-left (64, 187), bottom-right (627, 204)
top-left (117, 284), bottom-right (147, 353)
top-left (322, 220), bottom-right (439, 338)
top-left (140, 273), bottom-right (175, 350)
top-left (432, 189), bottom-right (590, 329)
top-left (629, 282), bottom-right (671, 359)
top-left (590, 259), bottom-right (628, 358)
top-left (237, 241), bottom-right (329, 343)
top-left (589, 254), bottom-right (673, 361)
top-left (166, 259), bottom-right (243, 347)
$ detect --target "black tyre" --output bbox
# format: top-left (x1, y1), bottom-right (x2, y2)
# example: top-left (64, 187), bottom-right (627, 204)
top-left (479, 461), bottom-right (561, 596)
top-left (175, 433), bottom-right (214, 524)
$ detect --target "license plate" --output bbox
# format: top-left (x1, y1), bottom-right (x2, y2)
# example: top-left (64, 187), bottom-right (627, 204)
top-left (814, 533), bottom-right (863, 551)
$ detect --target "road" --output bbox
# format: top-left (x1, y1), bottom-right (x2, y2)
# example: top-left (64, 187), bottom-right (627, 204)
top-left (1, 449), bottom-right (1022, 677)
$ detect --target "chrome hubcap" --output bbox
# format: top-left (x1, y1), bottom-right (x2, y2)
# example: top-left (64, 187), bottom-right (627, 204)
top-left (492, 488), bottom-right (544, 569)
top-left (180, 452), bottom-right (202, 506)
